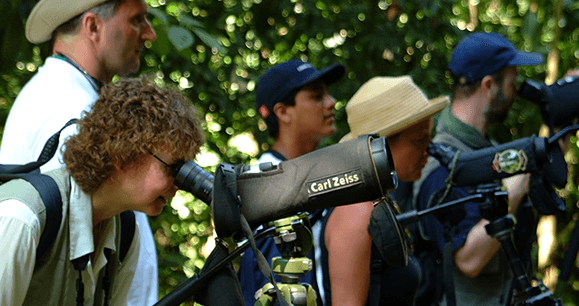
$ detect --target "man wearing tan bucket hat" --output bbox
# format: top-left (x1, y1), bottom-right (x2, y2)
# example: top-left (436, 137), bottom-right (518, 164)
top-left (318, 75), bottom-right (449, 306)
top-left (0, 0), bottom-right (158, 305)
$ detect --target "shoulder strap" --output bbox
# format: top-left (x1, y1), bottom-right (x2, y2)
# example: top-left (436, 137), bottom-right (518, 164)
top-left (442, 242), bottom-right (456, 306)
top-left (410, 131), bottom-right (471, 306)
top-left (119, 210), bottom-right (136, 262)
top-left (1, 119), bottom-right (78, 258)
top-left (5, 118), bottom-right (77, 174)
top-left (21, 174), bottom-right (63, 259)
top-left (368, 244), bottom-right (384, 306)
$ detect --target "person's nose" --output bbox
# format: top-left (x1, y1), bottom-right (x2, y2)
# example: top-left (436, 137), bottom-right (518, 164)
top-left (324, 94), bottom-right (337, 109)
top-left (425, 136), bottom-right (433, 156)
top-left (142, 19), bottom-right (157, 42)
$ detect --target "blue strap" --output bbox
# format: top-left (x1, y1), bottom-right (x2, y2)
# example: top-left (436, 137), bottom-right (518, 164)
top-left (20, 174), bottom-right (63, 259)
top-left (119, 211), bottom-right (135, 262)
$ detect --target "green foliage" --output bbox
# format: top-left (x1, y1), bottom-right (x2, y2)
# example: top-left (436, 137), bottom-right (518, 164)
top-left (3, 0), bottom-right (579, 304)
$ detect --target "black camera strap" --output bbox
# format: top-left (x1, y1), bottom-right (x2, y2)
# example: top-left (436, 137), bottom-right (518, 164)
top-left (427, 151), bottom-right (461, 306)
top-left (54, 53), bottom-right (103, 92)
top-left (216, 163), bottom-right (289, 306)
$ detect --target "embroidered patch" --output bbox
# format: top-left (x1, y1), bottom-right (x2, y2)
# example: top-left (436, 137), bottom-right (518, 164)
top-left (492, 149), bottom-right (528, 174)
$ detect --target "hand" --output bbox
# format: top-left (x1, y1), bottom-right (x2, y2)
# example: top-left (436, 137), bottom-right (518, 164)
top-left (564, 69), bottom-right (579, 78)
top-left (502, 173), bottom-right (530, 215)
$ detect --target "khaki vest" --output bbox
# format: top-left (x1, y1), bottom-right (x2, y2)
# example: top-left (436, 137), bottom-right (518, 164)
top-left (1, 168), bottom-right (128, 305)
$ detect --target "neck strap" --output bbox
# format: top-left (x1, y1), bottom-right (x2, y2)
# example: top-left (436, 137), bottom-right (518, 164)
top-left (268, 149), bottom-right (287, 162)
top-left (54, 53), bottom-right (103, 92)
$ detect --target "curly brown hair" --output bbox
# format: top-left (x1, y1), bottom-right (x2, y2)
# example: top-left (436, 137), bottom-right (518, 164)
top-left (63, 75), bottom-right (205, 194)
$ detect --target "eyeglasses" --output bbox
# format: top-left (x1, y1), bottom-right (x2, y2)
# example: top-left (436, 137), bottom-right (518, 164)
top-left (149, 152), bottom-right (184, 177)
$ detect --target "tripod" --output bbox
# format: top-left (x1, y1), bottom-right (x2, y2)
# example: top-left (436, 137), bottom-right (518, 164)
top-left (420, 183), bottom-right (562, 306)
top-left (153, 213), bottom-right (319, 306)
top-left (476, 183), bottom-right (561, 306)
top-left (398, 182), bottom-right (563, 306)
top-left (254, 213), bottom-right (318, 306)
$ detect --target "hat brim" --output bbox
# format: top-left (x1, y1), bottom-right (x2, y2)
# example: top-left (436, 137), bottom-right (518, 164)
top-left (26, 0), bottom-right (107, 44)
top-left (295, 63), bottom-right (345, 89)
top-left (508, 51), bottom-right (544, 67)
top-left (340, 95), bottom-right (450, 143)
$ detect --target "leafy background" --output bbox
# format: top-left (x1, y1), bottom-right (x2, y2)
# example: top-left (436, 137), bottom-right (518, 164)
top-left (2, 0), bottom-right (579, 305)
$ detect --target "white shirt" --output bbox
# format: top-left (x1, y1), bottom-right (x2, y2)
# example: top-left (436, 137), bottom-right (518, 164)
top-left (0, 57), bottom-right (158, 305)
top-left (0, 57), bottom-right (96, 172)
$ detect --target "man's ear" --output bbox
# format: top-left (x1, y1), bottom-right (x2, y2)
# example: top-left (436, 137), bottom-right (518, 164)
top-left (81, 12), bottom-right (102, 43)
top-left (480, 75), bottom-right (496, 100)
top-left (273, 103), bottom-right (293, 125)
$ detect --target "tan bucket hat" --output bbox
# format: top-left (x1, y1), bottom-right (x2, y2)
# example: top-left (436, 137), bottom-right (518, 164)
top-left (25, 0), bottom-right (108, 44)
top-left (341, 76), bottom-right (450, 142)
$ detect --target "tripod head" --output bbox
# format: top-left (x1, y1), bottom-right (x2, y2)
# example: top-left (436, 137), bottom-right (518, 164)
top-left (269, 213), bottom-right (313, 260)
top-left (254, 213), bottom-right (318, 306)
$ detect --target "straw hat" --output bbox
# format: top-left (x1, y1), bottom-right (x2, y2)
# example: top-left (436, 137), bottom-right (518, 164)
top-left (25, 0), bottom-right (108, 44)
top-left (341, 76), bottom-right (450, 142)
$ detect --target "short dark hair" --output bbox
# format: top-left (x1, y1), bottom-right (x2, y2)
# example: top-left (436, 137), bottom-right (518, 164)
top-left (54, 0), bottom-right (124, 38)
top-left (266, 89), bottom-right (299, 139)
top-left (451, 66), bottom-right (507, 101)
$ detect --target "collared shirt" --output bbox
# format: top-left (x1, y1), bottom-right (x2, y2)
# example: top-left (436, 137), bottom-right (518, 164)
top-left (437, 107), bottom-right (494, 150)
top-left (0, 170), bottom-right (140, 305)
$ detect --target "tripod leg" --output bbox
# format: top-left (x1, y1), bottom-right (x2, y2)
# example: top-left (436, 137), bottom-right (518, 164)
top-left (554, 216), bottom-right (579, 298)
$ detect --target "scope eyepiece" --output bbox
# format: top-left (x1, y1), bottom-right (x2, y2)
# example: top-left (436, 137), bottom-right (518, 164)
top-left (175, 161), bottom-right (214, 204)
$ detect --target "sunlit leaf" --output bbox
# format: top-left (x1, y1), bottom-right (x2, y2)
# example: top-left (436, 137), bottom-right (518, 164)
top-left (149, 7), bottom-right (169, 26)
top-left (168, 26), bottom-right (195, 51)
top-left (180, 15), bottom-right (205, 29)
top-left (191, 27), bottom-right (226, 54)
top-left (150, 24), bottom-right (172, 56)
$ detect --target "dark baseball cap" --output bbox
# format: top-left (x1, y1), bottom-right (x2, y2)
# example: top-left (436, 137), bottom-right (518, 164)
top-left (256, 60), bottom-right (345, 120)
top-left (448, 32), bottom-right (543, 84)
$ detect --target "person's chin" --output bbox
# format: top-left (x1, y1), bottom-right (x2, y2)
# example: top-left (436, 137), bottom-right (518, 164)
top-left (403, 171), bottom-right (423, 183)
top-left (144, 198), bottom-right (167, 216)
top-left (119, 59), bottom-right (140, 76)
top-left (146, 206), bottom-right (165, 217)
top-left (324, 123), bottom-right (337, 135)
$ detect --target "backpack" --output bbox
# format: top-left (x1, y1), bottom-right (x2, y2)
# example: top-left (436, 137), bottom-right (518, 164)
top-left (393, 181), bottom-right (445, 306)
top-left (0, 119), bottom-right (135, 261)
top-left (394, 131), bottom-right (474, 306)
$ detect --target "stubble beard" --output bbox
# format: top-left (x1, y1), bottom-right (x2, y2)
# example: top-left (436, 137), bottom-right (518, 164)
top-left (484, 87), bottom-right (513, 126)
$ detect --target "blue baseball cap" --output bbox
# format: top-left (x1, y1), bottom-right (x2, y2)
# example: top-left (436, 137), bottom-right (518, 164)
top-left (448, 32), bottom-right (543, 84)
top-left (256, 60), bottom-right (345, 121)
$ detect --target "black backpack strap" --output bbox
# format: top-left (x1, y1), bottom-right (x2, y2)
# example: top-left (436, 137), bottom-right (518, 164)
top-left (7, 118), bottom-right (78, 174)
top-left (442, 241), bottom-right (456, 306)
top-left (20, 174), bottom-right (63, 259)
top-left (119, 210), bottom-right (136, 262)
top-left (72, 254), bottom-right (90, 306)
top-left (2, 119), bottom-right (79, 258)
top-left (367, 244), bottom-right (384, 306)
